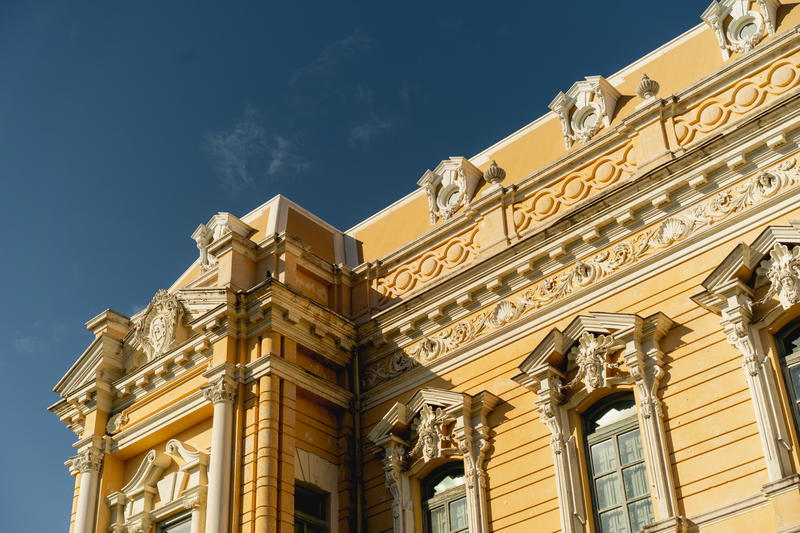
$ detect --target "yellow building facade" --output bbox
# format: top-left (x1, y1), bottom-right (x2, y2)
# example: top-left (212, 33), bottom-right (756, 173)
top-left (50, 2), bottom-right (800, 532)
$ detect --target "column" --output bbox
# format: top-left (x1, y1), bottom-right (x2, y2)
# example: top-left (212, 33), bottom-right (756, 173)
top-left (255, 374), bottom-right (280, 531)
top-left (203, 374), bottom-right (237, 533)
top-left (69, 446), bottom-right (104, 533)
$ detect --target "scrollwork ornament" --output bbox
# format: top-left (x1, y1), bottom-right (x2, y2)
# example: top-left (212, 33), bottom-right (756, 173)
top-left (408, 404), bottom-right (455, 463)
top-left (106, 411), bottom-right (129, 435)
top-left (726, 321), bottom-right (762, 377)
top-left (564, 332), bottom-right (624, 393)
top-left (133, 289), bottom-right (183, 362)
top-left (363, 159), bottom-right (800, 387)
top-left (757, 243), bottom-right (800, 310)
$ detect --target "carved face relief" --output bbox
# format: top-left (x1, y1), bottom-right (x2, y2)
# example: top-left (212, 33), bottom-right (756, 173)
top-left (758, 243), bottom-right (800, 310)
top-left (567, 331), bottom-right (622, 393)
top-left (134, 289), bottom-right (183, 362)
top-left (409, 404), bottom-right (455, 463)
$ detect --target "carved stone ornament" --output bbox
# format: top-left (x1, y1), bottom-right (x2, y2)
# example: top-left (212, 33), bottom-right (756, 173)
top-left (549, 76), bottom-right (621, 149)
top-left (365, 159), bottom-right (800, 388)
top-left (636, 73), bottom-right (660, 101)
top-left (202, 375), bottom-right (237, 404)
top-left (192, 223), bottom-right (218, 273)
top-left (565, 331), bottom-right (624, 393)
top-left (757, 243), bottom-right (800, 310)
top-left (67, 447), bottom-right (104, 474)
top-left (702, 0), bottom-right (778, 60)
top-left (106, 411), bottom-right (129, 435)
top-left (418, 157), bottom-right (483, 224)
top-left (408, 404), bottom-right (456, 463)
top-left (134, 289), bottom-right (183, 362)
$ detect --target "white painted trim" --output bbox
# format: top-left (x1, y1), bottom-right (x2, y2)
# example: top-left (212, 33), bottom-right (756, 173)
top-left (112, 391), bottom-right (209, 453)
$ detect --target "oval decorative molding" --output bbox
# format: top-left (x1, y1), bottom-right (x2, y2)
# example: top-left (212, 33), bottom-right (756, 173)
top-left (364, 158), bottom-right (800, 388)
top-left (511, 143), bottom-right (637, 234)
top-left (674, 53), bottom-right (800, 147)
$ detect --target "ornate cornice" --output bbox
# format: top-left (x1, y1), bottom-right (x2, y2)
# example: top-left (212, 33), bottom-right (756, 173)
top-left (364, 158), bottom-right (800, 388)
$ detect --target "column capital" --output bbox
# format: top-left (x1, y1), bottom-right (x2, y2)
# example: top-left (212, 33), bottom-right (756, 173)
top-left (66, 447), bottom-right (104, 476)
top-left (202, 375), bottom-right (237, 404)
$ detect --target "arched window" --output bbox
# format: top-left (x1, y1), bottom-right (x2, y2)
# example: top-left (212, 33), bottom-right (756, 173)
top-left (584, 393), bottom-right (654, 533)
top-left (777, 318), bottom-right (800, 432)
top-left (422, 464), bottom-right (468, 533)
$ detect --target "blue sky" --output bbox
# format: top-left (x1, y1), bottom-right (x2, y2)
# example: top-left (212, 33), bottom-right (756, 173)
top-left (0, 1), bottom-right (702, 530)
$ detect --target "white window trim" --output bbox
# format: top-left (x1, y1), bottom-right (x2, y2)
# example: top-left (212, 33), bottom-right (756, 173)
top-left (106, 440), bottom-right (208, 533)
top-left (693, 222), bottom-right (800, 487)
top-left (513, 312), bottom-right (683, 533)
top-left (368, 388), bottom-right (499, 533)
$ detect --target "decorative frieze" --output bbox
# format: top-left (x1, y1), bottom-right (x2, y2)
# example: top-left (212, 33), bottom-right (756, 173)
top-left (673, 45), bottom-right (800, 147)
top-left (512, 143), bottom-right (636, 234)
top-left (364, 157), bottom-right (800, 388)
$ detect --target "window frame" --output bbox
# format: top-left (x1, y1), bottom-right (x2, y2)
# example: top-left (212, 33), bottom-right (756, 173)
top-left (421, 463), bottom-right (469, 533)
top-left (156, 511), bottom-right (192, 533)
top-left (583, 393), bottom-right (655, 533)
top-left (294, 482), bottom-right (330, 533)
top-left (777, 318), bottom-right (800, 435)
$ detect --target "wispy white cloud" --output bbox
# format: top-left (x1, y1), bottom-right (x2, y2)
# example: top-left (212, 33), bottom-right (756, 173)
top-left (14, 336), bottom-right (48, 353)
top-left (289, 34), bottom-right (373, 88)
top-left (205, 107), bottom-right (309, 191)
top-left (350, 115), bottom-right (392, 146)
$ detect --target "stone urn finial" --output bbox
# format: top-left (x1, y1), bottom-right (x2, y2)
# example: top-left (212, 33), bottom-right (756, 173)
top-left (484, 160), bottom-right (506, 186)
top-left (636, 73), bottom-right (660, 101)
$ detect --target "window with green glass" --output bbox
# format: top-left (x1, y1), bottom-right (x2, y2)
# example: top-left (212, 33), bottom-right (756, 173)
top-left (778, 319), bottom-right (800, 433)
top-left (156, 512), bottom-right (192, 533)
top-left (423, 464), bottom-right (468, 533)
top-left (584, 393), bottom-right (654, 533)
top-left (295, 484), bottom-right (329, 533)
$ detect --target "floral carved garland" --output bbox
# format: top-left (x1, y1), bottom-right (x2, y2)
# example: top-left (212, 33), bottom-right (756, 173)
top-left (363, 159), bottom-right (800, 387)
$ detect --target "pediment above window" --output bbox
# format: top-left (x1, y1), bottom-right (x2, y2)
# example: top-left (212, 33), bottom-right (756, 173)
top-left (514, 312), bottom-right (673, 415)
top-left (107, 439), bottom-right (208, 533)
top-left (693, 221), bottom-right (800, 317)
top-left (702, 0), bottom-right (778, 60)
top-left (418, 157), bottom-right (483, 224)
top-left (549, 76), bottom-right (621, 149)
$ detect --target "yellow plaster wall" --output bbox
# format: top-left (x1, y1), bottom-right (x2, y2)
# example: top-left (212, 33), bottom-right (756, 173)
top-left (361, 199), bottom-right (800, 531)
top-left (286, 207), bottom-right (336, 264)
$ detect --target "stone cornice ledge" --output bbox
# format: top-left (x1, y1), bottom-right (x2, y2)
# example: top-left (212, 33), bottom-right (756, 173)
top-left (359, 97), bottom-right (800, 358)
top-left (243, 354), bottom-right (352, 409)
top-left (112, 390), bottom-right (209, 455)
top-left (348, 24), bottom-right (800, 301)
top-left (362, 182), bottom-right (800, 407)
